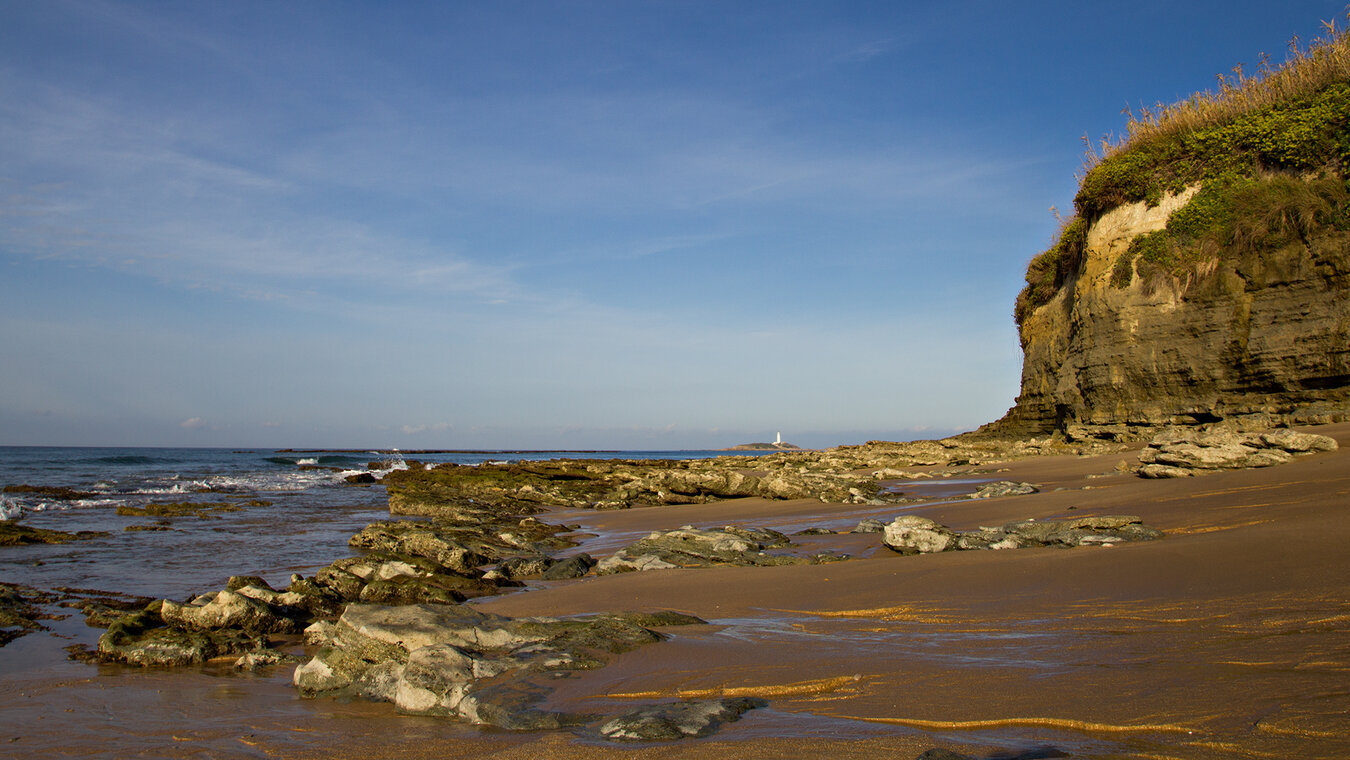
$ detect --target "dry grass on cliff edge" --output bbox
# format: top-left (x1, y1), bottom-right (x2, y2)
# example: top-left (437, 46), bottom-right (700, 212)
top-left (1085, 14), bottom-right (1350, 168)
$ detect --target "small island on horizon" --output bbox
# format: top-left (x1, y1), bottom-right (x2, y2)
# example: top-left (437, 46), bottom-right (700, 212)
top-left (722, 432), bottom-right (802, 451)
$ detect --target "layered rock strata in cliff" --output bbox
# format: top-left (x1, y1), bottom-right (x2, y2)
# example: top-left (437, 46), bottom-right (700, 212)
top-left (996, 186), bottom-right (1350, 439)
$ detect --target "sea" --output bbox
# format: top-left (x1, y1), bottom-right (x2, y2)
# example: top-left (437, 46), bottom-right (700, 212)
top-left (0, 445), bottom-right (746, 602)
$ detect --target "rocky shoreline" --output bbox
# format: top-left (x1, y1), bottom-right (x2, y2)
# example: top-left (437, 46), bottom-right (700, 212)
top-left (36, 423), bottom-right (1338, 749)
top-left (1, 421), bottom-right (1348, 756)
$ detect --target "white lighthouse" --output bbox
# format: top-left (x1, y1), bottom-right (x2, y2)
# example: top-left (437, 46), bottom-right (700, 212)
top-left (775, 432), bottom-right (782, 446)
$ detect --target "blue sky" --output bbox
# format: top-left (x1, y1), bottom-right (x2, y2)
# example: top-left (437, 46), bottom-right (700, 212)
top-left (1, 0), bottom-right (1345, 449)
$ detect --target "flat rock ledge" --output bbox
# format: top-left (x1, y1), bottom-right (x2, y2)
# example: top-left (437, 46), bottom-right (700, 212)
top-left (883, 515), bottom-right (1161, 555)
top-left (1137, 426), bottom-right (1338, 478)
top-left (596, 525), bottom-right (847, 574)
top-left (597, 697), bottom-right (766, 741)
top-left (294, 602), bottom-right (707, 733)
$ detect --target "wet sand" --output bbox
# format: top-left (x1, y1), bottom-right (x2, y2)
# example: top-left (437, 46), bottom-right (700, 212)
top-left (7, 425), bottom-right (1350, 758)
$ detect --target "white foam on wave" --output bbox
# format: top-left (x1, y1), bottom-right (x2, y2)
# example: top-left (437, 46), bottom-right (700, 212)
top-left (72, 498), bottom-right (125, 509)
top-left (0, 497), bottom-right (20, 521)
top-left (297, 458), bottom-right (319, 466)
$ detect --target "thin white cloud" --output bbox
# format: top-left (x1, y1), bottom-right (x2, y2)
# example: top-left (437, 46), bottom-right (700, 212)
top-left (180, 417), bottom-right (207, 430)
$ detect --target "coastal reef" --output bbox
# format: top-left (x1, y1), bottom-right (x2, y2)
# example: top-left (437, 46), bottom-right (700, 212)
top-left (382, 437), bottom-right (1128, 517)
top-left (996, 35), bottom-right (1350, 440)
top-left (383, 458), bottom-right (886, 513)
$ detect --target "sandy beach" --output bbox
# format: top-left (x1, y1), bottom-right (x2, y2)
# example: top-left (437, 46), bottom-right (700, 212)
top-left (280, 424), bottom-right (1350, 758)
top-left (4, 426), bottom-right (1348, 759)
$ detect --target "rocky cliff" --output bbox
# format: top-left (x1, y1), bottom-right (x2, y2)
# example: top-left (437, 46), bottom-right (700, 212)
top-left (990, 37), bottom-right (1350, 440)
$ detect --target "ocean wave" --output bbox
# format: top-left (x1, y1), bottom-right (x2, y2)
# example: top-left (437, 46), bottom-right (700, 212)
top-left (0, 497), bottom-right (19, 521)
top-left (71, 498), bottom-right (124, 509)
top-left (84, 455), bottom-right (176, 465)
top-left (266, 454), bottom-right (365, 467)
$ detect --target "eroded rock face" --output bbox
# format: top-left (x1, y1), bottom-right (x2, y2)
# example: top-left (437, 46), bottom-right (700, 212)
top-left (883, 515), bottom-right (1161, 554)
top-left (1136, 425), bottom-right (1337, 478)
top-left (294, 603), bottom-right (705, 730)
top-left (994, 190), bottom-right (1350, 439)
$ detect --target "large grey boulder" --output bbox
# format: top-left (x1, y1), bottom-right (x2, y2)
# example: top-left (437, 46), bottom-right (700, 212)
top-left (882, 516), bottom-right (959, 554)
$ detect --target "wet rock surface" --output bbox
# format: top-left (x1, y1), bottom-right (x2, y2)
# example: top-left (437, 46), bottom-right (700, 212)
top-left (0, 521), bottom-right (109, 546)
top-left (883, 515), bottom-right (1161, 554)
top-left (294, 602), bottom-right (706, 731)
top-left (1138, 425), bottom-right (1338, 478)
top-left (969, 481), bottom-right (1039, 499)
top-left (597, 697), bottom-right (766, 741)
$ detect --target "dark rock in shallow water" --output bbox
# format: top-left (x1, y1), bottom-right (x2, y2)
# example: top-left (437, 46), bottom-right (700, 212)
top-left (487, 555), bottom-right (555, 581)
top-left (0, 522), bottom-right (108, 546)
top-left (597, 697), bottom-right (766, 741)
top-left (344, 472), bottom-right (378, 484)
top-left (0, 582), bottom-right (57, 646)
top-left (540, 553), bottom-right (596, 580)
top-left (2, 484), bottom-right (96, 500)
top-left (851, 518), bottom-right (887, 533)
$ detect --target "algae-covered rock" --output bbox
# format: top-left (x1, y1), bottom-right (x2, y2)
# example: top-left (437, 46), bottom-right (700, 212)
top-left (97, 604), bottom-right (264, 667)
top-left (0, 522), bottom-right (108, 546)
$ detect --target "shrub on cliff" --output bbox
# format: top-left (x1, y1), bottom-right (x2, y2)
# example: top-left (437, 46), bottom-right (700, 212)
top-left (1015, 16), bottom-right (1350, 325)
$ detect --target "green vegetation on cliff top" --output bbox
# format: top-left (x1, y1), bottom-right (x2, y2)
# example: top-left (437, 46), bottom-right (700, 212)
top-left (1015, 18), bottom-right (1350, 326)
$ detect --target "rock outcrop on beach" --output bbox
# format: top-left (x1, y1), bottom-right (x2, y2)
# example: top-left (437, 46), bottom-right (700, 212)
top-left (95, 577), bottom-right (315, 667)
top-left (993, 73), bottom-right (1350, 440)
top-left (1136, 424), bottom-right (1338, 478)
top-left (381, 438), bottom-right (1131, 519)
top-left (598, 697), bottom-right (766, 741)
top-left (384, 459), bottom-right (886, 514)
top-left (882, 514), bottom-right (1162, 554)
top-left (294, 602), bottom-right (706, 731)
top-left (595, 525), bottom-right (846, 574)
